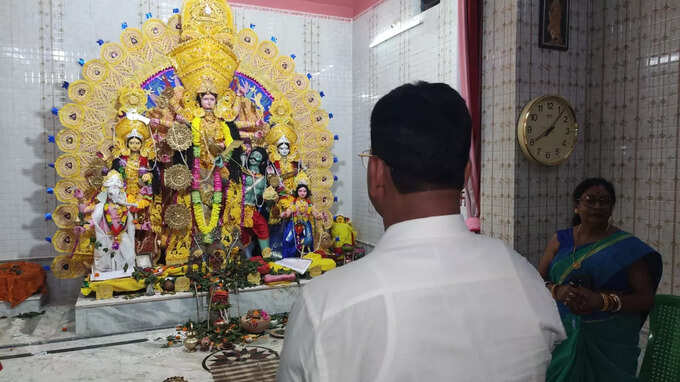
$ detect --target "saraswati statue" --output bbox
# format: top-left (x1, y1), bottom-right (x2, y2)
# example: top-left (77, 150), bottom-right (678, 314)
top-left (50, 0), bottom-right (336, 278)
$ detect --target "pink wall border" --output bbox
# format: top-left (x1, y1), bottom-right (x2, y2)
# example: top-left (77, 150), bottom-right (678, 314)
top-left (230, 0), bottom-right (384, 19)
top-left (352, 0), bottom-right (385, 19)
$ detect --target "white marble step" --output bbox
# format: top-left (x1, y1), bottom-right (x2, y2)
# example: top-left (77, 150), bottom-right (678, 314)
top-left (0, 293), bottom-right (47, 317)
top-left (75, 282), bottom-right (306, 337)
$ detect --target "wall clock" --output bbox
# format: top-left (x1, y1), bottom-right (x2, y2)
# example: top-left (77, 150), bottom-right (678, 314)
top-left (517, 95), bottom-right (578, 166)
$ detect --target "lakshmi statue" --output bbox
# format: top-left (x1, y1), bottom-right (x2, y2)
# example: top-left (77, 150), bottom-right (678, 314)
top-left (263, 101), bottom-right (300, 256)
top-left (88, 170), bottom-right (137, 279)
top-left (111, 129), bottom-right (153, 212)
top-left (280, 173), bottom-right (325, 258)
top-left (112, 89), bottom-right (159, 255)
top-left (265, 121), bottom-right (299, 194)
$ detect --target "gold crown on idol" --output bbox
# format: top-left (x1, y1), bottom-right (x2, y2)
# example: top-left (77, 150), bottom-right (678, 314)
top-left (265, 122), bottom-right (297, 148)
top-left (170, 38), bottom-right (239, 99)
top-left (115, 119), bottom-right (150, 142)
top-left (265, 120), bottom-right (298, 161)
top-left (197, 76), bottom-right (218, 94)
top-left (114, 88), bottom-right (151, 142)
top-left (294, 170), bottom-right (310, 187)
top-left (180, 0), bottom-right (235, 43)
top-left (170, 0), bottom-right (239, 98)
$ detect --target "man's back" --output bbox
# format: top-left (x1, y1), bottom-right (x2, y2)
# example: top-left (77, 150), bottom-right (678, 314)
top-left (278, 215), bottom-right (565, 381)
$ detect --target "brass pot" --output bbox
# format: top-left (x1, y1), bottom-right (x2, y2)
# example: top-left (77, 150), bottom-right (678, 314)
top-left (184, 336), bottom-right (199, 351)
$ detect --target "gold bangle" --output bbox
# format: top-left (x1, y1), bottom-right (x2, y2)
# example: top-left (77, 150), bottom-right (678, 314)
top-left (600, 292), bottom-right (610, 311)
top-left (551, 284), bottom-right (560, 300)
top-left (610, 293), bottom-right (622, 312)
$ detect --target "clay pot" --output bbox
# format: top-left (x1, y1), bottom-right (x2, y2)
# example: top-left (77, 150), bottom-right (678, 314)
top-left (200, 336), bottom-right (211, 351)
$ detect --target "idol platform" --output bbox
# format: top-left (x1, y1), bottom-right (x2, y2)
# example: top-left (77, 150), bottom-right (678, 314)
top-left (74, 281), bottom-right (306, 337)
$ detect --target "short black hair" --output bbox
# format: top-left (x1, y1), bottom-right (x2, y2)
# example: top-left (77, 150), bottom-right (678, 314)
top-left (571, 177), bottom-right (616, 226)
top-left (370, 81), bottom-right (471, 193)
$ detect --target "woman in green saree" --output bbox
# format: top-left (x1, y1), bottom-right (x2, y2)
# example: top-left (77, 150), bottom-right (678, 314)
top-left (538, 178), bottom-right (662, 382)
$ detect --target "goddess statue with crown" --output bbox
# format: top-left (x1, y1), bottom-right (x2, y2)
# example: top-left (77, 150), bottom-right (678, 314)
top-left (279, 171), bottom-right (326, 258)
top-left (50, 0), bottom-right (337, 281)
top-left (111, 90), bottom-right (156, 232)
top-left (265, 100), bottom-right (300, 195)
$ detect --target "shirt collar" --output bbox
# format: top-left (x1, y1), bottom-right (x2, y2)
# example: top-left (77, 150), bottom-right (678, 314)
top-left (375, 214), bottom-right (469, 248)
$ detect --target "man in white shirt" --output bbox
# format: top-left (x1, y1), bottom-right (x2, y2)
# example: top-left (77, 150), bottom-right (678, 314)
top-left (277, 82), bottom-right (565, 382)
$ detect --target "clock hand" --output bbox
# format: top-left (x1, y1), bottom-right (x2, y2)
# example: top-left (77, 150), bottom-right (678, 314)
top-left (536, 125), bottom-right (556, 142)
top-left (534, 109), bottom-right (566, 142)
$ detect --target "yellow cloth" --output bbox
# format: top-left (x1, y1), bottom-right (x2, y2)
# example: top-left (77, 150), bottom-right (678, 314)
top-left (81, 264), bottom-right (202, 296)
top-left (268, 262), bottom-right (293, 273)
top-left (330, 222), bottom-right (357, 249)
top-left (302, 253), bottom-right (337, 272)
top-left (268, 254), bottom-right (337, 275)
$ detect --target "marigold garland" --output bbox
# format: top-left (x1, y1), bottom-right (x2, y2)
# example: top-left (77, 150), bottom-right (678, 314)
top-left (190, 117), bottom-right (225, 242)
top-left (192, 190), bottom-right (222, 236)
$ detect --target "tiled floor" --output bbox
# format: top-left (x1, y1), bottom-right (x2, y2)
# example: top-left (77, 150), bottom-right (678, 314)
top-left (0, 305), bottom-right (284, 381)
top-left (0, 305), bottom-right (650, 381)
top-left (0, 305), bottom-right (76, 348)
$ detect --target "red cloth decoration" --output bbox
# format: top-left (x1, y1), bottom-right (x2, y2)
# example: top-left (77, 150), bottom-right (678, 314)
top-left (459, 0), bottom-right (482, 226)
top-left (240, 210), bottom-right (270, 246)
top-left (0, 261), bottom-right (46, 307)
top-left (211, 289), bottom-right (229, 304)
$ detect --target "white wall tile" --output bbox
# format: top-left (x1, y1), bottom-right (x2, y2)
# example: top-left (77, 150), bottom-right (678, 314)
top-left (352, 0), bottom-right (459, 245)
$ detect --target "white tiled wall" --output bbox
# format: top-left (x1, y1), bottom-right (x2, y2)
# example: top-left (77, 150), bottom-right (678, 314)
top-left (0, 1), bottom-right (353, 262)
top-left (584, 0), bottom-right (680, 295)
top-left (0, 0), bottom-right (55, 262)
top-left (352, 0), bottom-right (459, 245)
top-left (481, 0), bottom-right (680, 296)
top-left (513, 0), bottom-right (591, 265)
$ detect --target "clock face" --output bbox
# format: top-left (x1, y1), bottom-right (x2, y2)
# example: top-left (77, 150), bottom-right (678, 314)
top-left (517, 95), bottom-right (578, 166)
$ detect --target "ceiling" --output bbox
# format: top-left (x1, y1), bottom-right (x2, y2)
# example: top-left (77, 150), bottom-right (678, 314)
top-left (231, 0), bottom-right (381, 18)
top-left (306, 0), bottom-right (355, 6)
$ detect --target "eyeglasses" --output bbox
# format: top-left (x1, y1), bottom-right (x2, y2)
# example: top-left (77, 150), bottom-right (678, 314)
top-left (578, 194), bottom-right (612, 207)
top-left (358, 149), bottom-right (374, 168)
